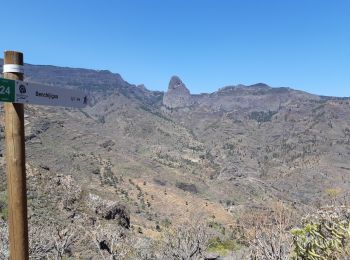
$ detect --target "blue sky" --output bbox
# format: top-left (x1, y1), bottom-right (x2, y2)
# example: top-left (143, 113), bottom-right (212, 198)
top-left (1, 0), bottom-right (349, 96)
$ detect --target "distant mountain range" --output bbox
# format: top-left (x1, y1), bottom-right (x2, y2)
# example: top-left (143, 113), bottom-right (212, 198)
top-left (1, 60), bottom-right (350, 246)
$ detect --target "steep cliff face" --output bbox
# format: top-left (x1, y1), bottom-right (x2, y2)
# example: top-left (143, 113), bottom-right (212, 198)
top-left (163, 76), bottom-right (191, 108)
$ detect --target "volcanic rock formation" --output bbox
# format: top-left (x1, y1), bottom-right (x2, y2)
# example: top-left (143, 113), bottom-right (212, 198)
top-left (163, 76), bottom-right (191, 108)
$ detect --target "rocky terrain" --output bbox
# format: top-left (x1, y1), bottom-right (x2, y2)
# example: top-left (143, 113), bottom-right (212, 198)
top-left (1, 60), bottom-right (350, 258)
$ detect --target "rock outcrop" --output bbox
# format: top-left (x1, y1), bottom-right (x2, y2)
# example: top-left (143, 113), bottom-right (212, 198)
top-left (89, 194), bottom-right (130, 228)
top-left (163, 76), bottom-right (191, 108)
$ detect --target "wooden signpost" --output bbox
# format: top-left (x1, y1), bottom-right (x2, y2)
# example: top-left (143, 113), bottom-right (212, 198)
top-left (2, 51), bottom-right (87, 259)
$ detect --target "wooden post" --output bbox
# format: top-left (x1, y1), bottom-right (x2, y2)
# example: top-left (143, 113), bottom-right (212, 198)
top-left (4, 51), bottom-right (29, 259)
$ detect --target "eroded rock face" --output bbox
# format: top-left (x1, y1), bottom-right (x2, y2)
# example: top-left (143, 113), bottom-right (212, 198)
top-left (96, 204), bottom-right (130, 228)
top-left (163, 76), bottom-right (191, 108)
top-left (89, 194), bottom-right (130, 228)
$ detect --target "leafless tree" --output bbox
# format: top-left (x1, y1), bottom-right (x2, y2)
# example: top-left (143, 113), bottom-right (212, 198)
top-left (29, 224), bottom-right (54, 259)
top-left (28, 223), bottom-right (77, 260)
top-left (123, 235), bottom-right (157, 260)
top-left (249, 231), bottom-right (290, 260)
top-left (248, 202), bottom-right (293, 260)
top-left (88, 221), bottom-right (132, 260)
top-left (51, 226), bottom-right (77, 260)
top-left (159, 219), bottom-right (211, 260)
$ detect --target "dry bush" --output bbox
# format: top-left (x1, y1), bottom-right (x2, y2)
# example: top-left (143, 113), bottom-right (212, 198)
top-left (29, 224), bottom-right (54, 259)
top-left (1, 220), bottom-right (77, 260)
top-left (234, 202), bottom-right (296, 259)
top-left (159, 219), bottom-right (211, 260)
top-left (87, 220), bottom-right (133, 260)
top-left (53, 175), bottom-right (82, 212)
top-left (29, 222), bottom-right (78, 259)
top-left (249, 228), bottom-right (291, 259)
top-left (0, 219), bottom-right (9, 260)
top-left (51, 226), bottom-right (78, 259)
top-left (131, 237), bottom-right (158, 260)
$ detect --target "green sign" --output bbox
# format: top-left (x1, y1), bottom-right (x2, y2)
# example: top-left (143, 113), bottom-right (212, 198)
top-left (0, 78), bottom-right (15, 102)
top-left (0, 78), bottom-right (88, 107)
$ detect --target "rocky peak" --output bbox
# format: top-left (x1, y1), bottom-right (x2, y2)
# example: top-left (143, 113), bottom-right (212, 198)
top-left (248, 83), bottom-right (271, 89)
top-left (163, 76), bottom-right (191, 108)
top-left (168, 76), bottom-right (188, 91)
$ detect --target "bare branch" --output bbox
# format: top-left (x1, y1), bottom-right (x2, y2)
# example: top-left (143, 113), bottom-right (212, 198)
top-left (160, 219), bottom-right (211, 260)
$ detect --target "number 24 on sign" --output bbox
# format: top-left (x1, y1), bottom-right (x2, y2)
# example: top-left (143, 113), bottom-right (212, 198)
top-left (0, 78), bottom-right (15, 102)
top-left (0, 85), bottom-right (10, 95)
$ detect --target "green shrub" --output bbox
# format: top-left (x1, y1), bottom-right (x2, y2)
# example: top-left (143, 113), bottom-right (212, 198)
top-left (249, 110), bottom-right (277, 123)
top-left (161, 218), bottom-right (172, 228)
top-left (291, 207), bottom-right (350, 259)
top-left (0, 191), bottom-right (7, 220)
top-left (207, 237), bottom-right (240, 256)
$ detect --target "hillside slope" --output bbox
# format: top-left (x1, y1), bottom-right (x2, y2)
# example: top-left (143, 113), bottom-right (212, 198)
top-left (1, 63), bottom-right (350, 253)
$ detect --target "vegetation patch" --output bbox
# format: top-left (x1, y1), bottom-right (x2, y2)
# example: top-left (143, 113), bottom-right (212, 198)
top-left (139, 105), bottom-right (173, 122)
top-left (292, 207), bottom-right (350, 259)
top-left (175, 182), bottom-right (198, 194)
top-left (249, 110), bottom-right (277, 123)
top-left (0, 191), bottom-right (7, 220)
top-left (153, 178), bottom-right (167, 186)
top-left (207, 237), bottom-right (240, 256)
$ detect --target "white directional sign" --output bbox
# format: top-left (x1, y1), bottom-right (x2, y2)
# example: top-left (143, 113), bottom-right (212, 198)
top-left (0, 78), bottom-right (88, 108)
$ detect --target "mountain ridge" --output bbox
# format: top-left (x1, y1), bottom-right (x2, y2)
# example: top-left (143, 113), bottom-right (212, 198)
top-left (3, 58), bottom-right (346, 100)
top-left (1, 60), bottom-right (350, 257)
